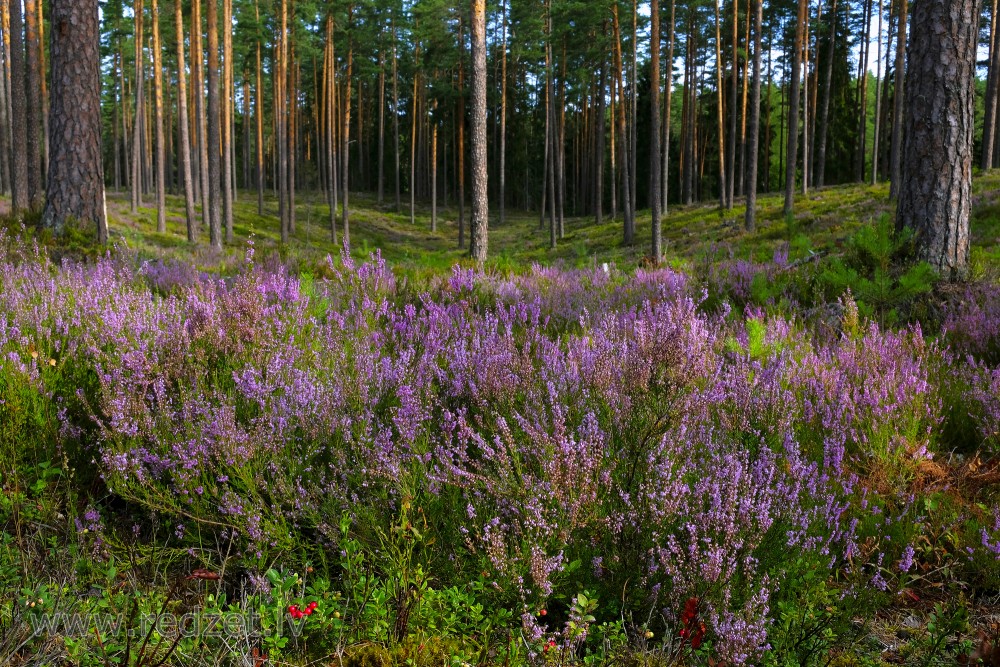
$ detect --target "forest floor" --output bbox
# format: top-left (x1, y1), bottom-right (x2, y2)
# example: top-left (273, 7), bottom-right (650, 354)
top-left (65, 169), bottom-right (1000, 276)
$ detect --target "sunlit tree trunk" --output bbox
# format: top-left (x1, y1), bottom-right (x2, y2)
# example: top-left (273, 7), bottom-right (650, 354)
top-left (24, 0), bottom-right (42, 209)
top-left (175, 0), bottom-right (196, 241)
top-left (131, 0), bottom-right (145, 212)
top-left (152, 0), bottom-right (166, 232)
top-left (206, 0), bottom-right (223, 248)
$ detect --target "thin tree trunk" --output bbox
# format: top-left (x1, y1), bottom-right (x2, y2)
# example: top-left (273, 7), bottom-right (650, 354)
top-left (715, 0), bottom-right (727, 210)
top-left (152, 0), bottom-right (166, 232)
top-left (855, 0), bottom-right (871, 182)
top-left (8, 0), bottom-right (28, 212)
top-left (410, 44), bottom-right (418, 225)
top-left (664, 0), bottom-right (675, 213)
top-left (193, 0), bottom-right (210, 229)
top-left (783, 0), bottom-right (806, 216)
top-left (175, 0), bottom-right (196, 241)
top-left (815, 0), bottom-right (837, 187)
top-left (431, 99), bottom-right (438, 231)
top-left (457, 15), bottom-right (466, 249)
top-left (651, 0), bottom-right (662, 260)
top-left (801, 7), bottom-right (810, 194)
top-left (131, 0), bottom-right (146, 212)
top-left (207, 0), bottom-right (223, 248)
top-left (255, 1), bottom-right (264, 215)
top-left (745, 0), bottom-right (763, 230)
top-left (871, 0), bottom-right (883, 184)
top-left (985, 0), bottom-right (1000, 171)
top-left (222, 0), bottom-right (234, 241)
top-left (613, 6), bottom-right (634, 244)
top-left (726, 0), bottom-right (738, 208)
top-left (889, 0), bottom-right (907, 198)
top-left (378, 42), bottom-right (386, 206)
top-left (24, 0), bottom-right (42, 209)
top-left (499, 0), bottom-right (508, 225)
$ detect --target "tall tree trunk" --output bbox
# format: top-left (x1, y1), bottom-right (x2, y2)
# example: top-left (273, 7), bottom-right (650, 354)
top-left (277, 0), bottom-right (288, 241)
top-left (815, 0), bottom-right (837, 187)
top-left (324, 16), bottom-right (337, 242)
top-left (745, 0), bottom-right (763, 230)
top-left (24, 0), bottom-right (42, 209)
top-left (393, 16), bottom-right (401, 213)
top-left (409, 53), bottom-right (417, 225)
top-left (152, 0), bottom-right (166, 233)
top-left (663, 0), bottom-right (675, 213)
top-left (855, 0), bottom-right (871, 182)
top-left (801, 7), bottom-right (810, 194)
top-left (175, 0), bottom-right (196, 241)
top-left (8, 0), bottom-right (28, 212)
top-left (985, 0), bottom-right (1000, 171)
top-left (783, 0), bottom-right (806, 215)
top-left (431, 99), bottom-right (438, 232)
top-left (0, 2), bottom-right (14, 195)
top-left (889, 0), bottom-right (907, 198)
top-left (457, 15), bottom-right (466, 249)
top-left (255, 0), bottom-right (264, 215)
top-left (341, 8), bottom-right (353, 246)
top-left (222, 0), bottom-right (234, 242)
top-left (378, 42), bottom-right (386, 206)
top-left (651, 0), bottom-right (662, 260)
top-left (206, 0), bottom-right (223, 248)
top-left (595, 61), bottom-right (606, 224)
top-left (42, 0), bottom-right (106, 242)
top-left (131, 0), bottom-right (145, 212)
top-left (714, 0), bottom-right (727, 210)
top-left (193, 0), bottom-right (210, 229)
top-left (727, 0), bottom-right (739, 208)
top-left (499, 0), bottom-right (508, 225)
top-left (896, 0), bottom-right (975, 279)
top-left (871, 0), bottom-right (883, 184)
top-left (36, 0), bottom-right (47, 180)
top-left (613, 6), bottom-right (634, 244)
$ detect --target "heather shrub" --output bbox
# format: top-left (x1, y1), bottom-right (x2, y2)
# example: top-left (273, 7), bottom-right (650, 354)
top-left (3, 232), bottom-right (999, 666)
top-left (942, 280), bottom-right (1000, 364)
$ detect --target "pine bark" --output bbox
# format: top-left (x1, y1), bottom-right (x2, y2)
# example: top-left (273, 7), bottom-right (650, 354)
top-left (650, 0), bottom-right (662, 260)
top-left (206, 0), bottom-right (223, 248)
top-left (24, 0), bottom-right (42, 209)
top-left (896, 0), bottom-right (976, 280)
top-left (783, 0), bottom-right (806, 216)
top-left (8, 0), bottom-right (28, 212)
top-left (152, 0), bottom-right (166, 232)
top-left (889, 0), bottom-right (907, 198)
top-left (42, 0), bottom-right (107, 242)
top-left (469, 0), bottom-right (488, 262)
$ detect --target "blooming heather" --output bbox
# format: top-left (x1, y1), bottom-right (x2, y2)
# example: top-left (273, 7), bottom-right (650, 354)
top-left (1, 232), bottom-right (997, 664)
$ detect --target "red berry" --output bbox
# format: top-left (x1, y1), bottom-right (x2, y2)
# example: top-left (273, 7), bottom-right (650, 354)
top-left (539, 609), bottom-right (547, 616)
